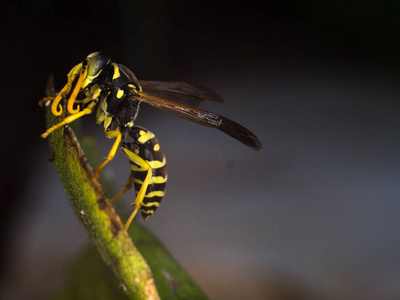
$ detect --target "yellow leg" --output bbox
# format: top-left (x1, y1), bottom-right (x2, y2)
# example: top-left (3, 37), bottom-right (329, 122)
top-left (48, 63), bottom-right (84, 116)
top-left (38, 96), bottom-right (55, 107)
top-left (133, 162), bottom-right (152, 207)
top-left (125, 206), bottom-right (140, 229)
top-left (92, 130), bottom-right (122, 181)
top-left (74, 97), bottom-right (93, 104)
top-left (67, 70), bottom-right (86, 114)
top-left (111, 175), bottom-right (133, 203)
top-left (122, 152), bottom-right (153, 229)
top-left (51, 90), bottom-right (65, 116)
top-left (110, 174), bottom-right (139, 229)
top-left (41, 106), bottom-right (93, 138)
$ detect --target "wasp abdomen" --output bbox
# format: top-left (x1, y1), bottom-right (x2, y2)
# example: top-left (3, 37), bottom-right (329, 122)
top-left (121, 126), bottom-right (167, 220)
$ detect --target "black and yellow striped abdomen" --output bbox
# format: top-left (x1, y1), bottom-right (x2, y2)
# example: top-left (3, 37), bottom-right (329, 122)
top-left (121, 126), bottom-right (167, 220)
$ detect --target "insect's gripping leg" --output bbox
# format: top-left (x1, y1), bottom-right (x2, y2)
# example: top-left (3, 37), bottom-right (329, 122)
top-left (121, 148), bottom-right (153, 229)
top-left (92, 130), bottom-right (122, 181)
top-left (38, 97), bottom-right (55, 107)
top-left (66, 69), bottom-right (86, 115)
top-left (41, 105), bottom-right (94, 138)
top-left (39, 62), bottom-right (84, 116)
top-left (38, 92), bottom-right (65, 116)
top-left (111, 175), bottom-right (133, 203)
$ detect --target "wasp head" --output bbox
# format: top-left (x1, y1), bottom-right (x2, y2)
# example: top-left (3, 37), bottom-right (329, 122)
top-left (81, 52), bottom-right (111, 89)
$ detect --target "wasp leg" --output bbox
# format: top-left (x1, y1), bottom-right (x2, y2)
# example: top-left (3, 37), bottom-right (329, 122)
top-left (41, 102), bottom-right (96, 138)
top-left (111, 174), bottom-right (133, 203)
top-left (74, 97), bottom-right (93, 105)
top-left (50, 89), bottom-right (66, 116)
top-left (111, 175), bottom-right (140, 229)
top-left (120, 148), bottom-right (153, 229)
top-left (66, 69), bottom-right (86, 115)
top-left (38, 96), bottom-right (55, 107)
top-left (44, 63), bottom-right (83, 116)
top-left (125, 206), bottom-right (140, 229)
top-left (92, 130), bottom-right (122, 181)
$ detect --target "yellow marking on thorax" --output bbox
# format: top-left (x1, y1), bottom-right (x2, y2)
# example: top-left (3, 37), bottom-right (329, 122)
top-left (112, 64), bottom-right (120, 79)
top-left (153, 144), bottom-right (160, 151)
top-left (116, 89), bottom-right (124, 99)
top-left (138, 130), bottom-right (155, 143)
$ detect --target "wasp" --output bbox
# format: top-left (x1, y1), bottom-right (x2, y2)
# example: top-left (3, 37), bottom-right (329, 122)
top-left (40, 52), bottom-right (262, 229)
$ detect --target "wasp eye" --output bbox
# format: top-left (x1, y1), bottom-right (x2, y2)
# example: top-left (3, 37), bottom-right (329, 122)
top-left (86, 52), bottom-right (110, 77)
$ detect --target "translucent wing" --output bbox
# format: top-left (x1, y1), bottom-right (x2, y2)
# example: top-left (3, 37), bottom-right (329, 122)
top-left (139, 81), bottom-right (224, 107)
top-left (136, 90), bottom-right (262, 151)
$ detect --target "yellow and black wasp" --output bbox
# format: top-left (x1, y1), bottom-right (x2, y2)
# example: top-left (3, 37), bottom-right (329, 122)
top-left (40, 52), bottom-right (262, 229)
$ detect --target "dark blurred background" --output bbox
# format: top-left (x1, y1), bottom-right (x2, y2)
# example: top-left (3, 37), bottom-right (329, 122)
top-left (1, 1), bottom-right (400, 299)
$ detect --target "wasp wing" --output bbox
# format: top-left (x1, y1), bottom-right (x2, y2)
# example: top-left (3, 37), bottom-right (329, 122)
top-left (139, 81), bottom-right (224, 107)
top-left (136, 91), bottom-right (262, 151)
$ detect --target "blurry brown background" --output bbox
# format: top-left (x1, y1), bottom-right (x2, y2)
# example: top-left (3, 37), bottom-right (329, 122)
top-left (1, 1), bottom-right (400, 299)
